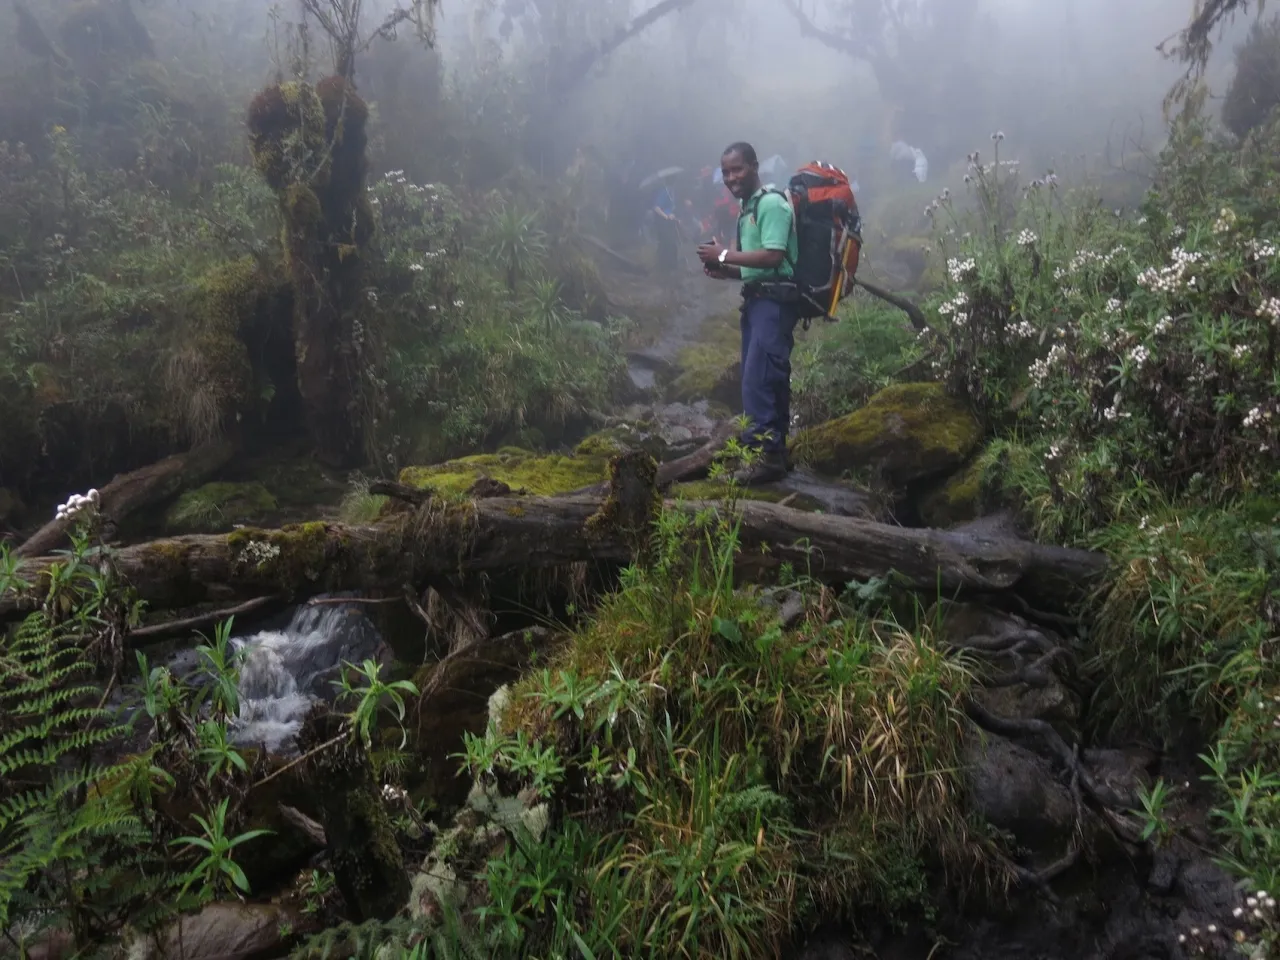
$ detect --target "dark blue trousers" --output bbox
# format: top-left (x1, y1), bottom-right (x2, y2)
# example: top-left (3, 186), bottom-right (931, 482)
top-left (740, 295), bottom-right (798, 455)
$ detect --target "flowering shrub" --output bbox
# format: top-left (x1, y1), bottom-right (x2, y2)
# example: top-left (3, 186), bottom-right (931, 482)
top-left (917, 115), bottom-right (1280, 900)
top-left (924, 117), bottom-right (1280, 526)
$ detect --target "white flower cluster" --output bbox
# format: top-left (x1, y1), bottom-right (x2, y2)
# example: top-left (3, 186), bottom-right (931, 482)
top-left (381, 783), bottom-right (408, 803)
top-left (1105, 298), bottom-right (1123, 314)
top-left (1127, 344), bottom-right (1150, 367)
top-left (947, 257), bottom-right (976, 282)
top-left (1243, 406), bottom-right (1272, 429)
top-left (938, 292), bottom-right (968, 320)
top-left (1102, 392), bottom-right (1129, 421)
top-left (1247, 239), bottom-right (1277, 261)
top-left (1135, 247), bottom-right (1203, 295)
top-left (1259, 297), bottom-right (1280, 326)
top-left (1017, 229), bottom-right (1037, 246)
top-left (56, 489), bottom-right (99, 522)
top-left (1029, 343), bottom-right (1067, 387)
top-left (1233, 344), bottom-right (1250, 360)
top-left (1009, 319), bottom-right (1036, 339)
top-left (1237, 888), bottom-right (1276, 920)
top-left (1212, 206), bottom-right (1237, 234)
top-left (1065, 246), bottom-right (1124, 275)
top-left (1154, 314), bottom-right (1174, 335)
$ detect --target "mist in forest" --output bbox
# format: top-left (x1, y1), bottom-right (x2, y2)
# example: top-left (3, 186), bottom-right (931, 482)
top-left (0, 0), bottom-right (1256, 192)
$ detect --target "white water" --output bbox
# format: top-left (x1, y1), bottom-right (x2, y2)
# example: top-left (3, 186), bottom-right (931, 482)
top-left (228, 601), bottom-right (385, 755)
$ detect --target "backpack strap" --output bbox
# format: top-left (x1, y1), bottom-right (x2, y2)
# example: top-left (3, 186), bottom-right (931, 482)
top-left (736, 186), bottom-right (796, 274)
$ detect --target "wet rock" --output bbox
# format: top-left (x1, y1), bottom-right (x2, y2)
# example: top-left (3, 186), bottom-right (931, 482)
top-left (125, 902), bottom-right (298, 960)
top-left (917, 456), bottom-right (989, 528)
top-left (1083, 747), bottom-right (1157, 811)
top-left (977, 681), bottom-right (1080, 734)
top-left (793, 383), bottom-right (982, 488)
top-left (579, 400), bottom-right (724, 464)
top-left (966, 733), bottom-right (1077, 849)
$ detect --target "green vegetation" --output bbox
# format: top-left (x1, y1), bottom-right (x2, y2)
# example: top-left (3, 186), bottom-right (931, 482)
top-left (375, 497), bottom-right (1001, 956)
top-left (791, 300), bottom-right (926, 426)
top-left (399, 450), bottom-right (610, 496)
top-left (915, 113), bottom-right (1280, 897)
top-left (165, 481), bottom-right (278, 533)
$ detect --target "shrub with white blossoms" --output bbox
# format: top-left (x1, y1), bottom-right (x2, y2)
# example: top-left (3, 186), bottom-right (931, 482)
top-left (924, 118), bottom-right (1280, 497)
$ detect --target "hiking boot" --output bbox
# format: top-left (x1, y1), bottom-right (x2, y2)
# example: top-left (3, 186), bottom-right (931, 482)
top-left (732, 451), bottom-right (788, 487)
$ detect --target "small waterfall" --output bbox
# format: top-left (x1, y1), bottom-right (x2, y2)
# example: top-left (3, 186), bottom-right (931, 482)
top-left (228, 600), bottom-right (386, 755)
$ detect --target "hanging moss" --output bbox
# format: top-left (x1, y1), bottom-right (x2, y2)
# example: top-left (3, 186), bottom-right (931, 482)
top-left (185, 257), bottom-right (271, 411)
top-left (246, 81), bottom-right (326, 191)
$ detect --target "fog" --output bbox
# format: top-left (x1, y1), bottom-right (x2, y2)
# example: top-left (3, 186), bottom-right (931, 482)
top-left (3, 0), bottom-right (1257, 196)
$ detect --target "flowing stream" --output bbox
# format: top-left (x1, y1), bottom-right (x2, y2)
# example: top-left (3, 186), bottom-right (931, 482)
top-left (149, 598), bottom-right (387, 756)
top-left (228, 600), bottom-right (386, 754)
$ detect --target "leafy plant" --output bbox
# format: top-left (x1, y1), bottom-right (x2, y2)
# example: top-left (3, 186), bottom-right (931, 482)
top-left (334, 658), bottom-right (421, 748)
top-left (171, 797), bottom-right (273, 898)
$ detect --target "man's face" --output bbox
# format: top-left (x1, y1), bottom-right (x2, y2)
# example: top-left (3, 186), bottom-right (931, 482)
top-left (721, 151), bottom-right (755, 200)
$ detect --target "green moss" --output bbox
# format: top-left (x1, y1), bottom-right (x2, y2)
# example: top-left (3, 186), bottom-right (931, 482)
top-left (916, 458), bottom-right (985, 528)
top-left (671, 481), bottom-right (784, 504)
top-left (164, 481), bottom-right (278, 533)
top-left (793, 382), bottom-right (982, 487)
top-left (668, 343), bottom-right (739, 407)
top-left (284, 183), bottom-right (323, 228)
top-left (398, 452), bottom-right (609, 497)
top-left (574, 432), bottom-right (629, 458)
top-left (228, 521), bottom-right (334, 588)
top-left (185, 256), bottom-right (274, 416)
top-left (585, 451), bottom-right (660, 543)
top-left (246, 81), bottom-right (326, 191)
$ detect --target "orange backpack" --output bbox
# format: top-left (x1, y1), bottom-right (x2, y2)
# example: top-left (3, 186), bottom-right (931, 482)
top-left (758, 161), bottom-right (863, 322)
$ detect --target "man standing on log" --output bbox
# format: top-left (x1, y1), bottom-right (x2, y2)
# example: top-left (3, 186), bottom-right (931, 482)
top-left (697, 142), bottom-right (799, 486)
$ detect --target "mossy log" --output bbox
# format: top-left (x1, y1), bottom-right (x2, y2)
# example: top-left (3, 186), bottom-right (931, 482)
top-left (3, 473), bottom-right (1108, 621)
top-left (15, 441), bottom-right (236, 558)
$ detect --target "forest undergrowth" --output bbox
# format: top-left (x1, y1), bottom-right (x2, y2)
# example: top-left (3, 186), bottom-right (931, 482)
top-left (915, 114), bottom-right (1280, 900)
top-left (3, 17), bottom-right (1280, 959)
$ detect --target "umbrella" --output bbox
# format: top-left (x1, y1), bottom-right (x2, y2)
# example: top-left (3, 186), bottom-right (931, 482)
top-left (759, 154), bottom-right (788, 177)
top-left (638, 166), bottom-right (683, 190)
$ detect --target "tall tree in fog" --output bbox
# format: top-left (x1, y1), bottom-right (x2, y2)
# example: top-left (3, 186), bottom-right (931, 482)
top-left (781, 0), bottom-right (989, 162)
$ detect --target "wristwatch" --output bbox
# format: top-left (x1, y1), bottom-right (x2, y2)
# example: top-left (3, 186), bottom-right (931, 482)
top-left (718, 248), bottom-right (729, 264)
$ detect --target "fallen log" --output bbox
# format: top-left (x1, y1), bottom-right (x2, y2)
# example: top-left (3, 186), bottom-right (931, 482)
top-left (2, 476), bottom-right (1108, 621)
top-left (15, 441), bottom-right (237, 558)
top-left (565, 419), bottom-right (739, 496)
top-left (581, 234), bottom-right (648, 275)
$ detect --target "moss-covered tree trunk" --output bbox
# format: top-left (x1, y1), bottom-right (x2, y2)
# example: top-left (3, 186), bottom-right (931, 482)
top-left (247, 77), bottom-right (374, 468)
top-left (298, 709), bottom-right (409, 922)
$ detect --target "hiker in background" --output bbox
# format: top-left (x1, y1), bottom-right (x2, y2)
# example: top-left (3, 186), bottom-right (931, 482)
top-left (651, 179), bottom-right (680, 274)
top-left (696, 141), bottom-right (800, 485)
top-left (889, 139), bottom-right (929, 183)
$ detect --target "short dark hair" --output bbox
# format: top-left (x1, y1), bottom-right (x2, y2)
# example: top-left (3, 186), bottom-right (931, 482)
top-left (722, 141), bottom-right (758, 167)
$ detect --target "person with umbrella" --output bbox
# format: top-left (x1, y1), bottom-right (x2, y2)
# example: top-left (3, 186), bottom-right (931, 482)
top-left (641, 166), bottom-right (683, 275)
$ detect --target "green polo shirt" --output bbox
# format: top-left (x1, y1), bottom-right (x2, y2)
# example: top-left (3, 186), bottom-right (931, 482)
top-left (738, 186), bottom-right (798, 282)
